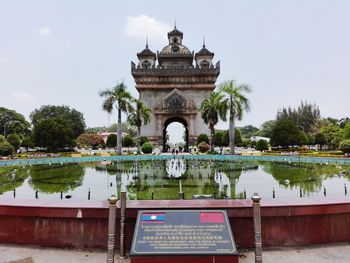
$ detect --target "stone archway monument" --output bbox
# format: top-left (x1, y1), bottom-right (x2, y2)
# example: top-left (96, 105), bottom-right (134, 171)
top-left (131, 26), bottom-right (220, 151)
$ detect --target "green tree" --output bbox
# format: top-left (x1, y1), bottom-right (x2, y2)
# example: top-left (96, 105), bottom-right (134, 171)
top-left (339, 140), bottom-right (350, 153)
top-left (0, 141), bottom-right (14, 156)
top-left (255, 139), bottom-right (269, 151)
top-left (343, 123), bottom-right (350, 139)
top-left (239, 125), bottom-right (259, 139)
top-left (219, 81), bottom-right (251, 154)
top-left (197, 134), bottom-right (209, 145)
top-left (320, 125), bottom-right (343, 149)
top-left (299, 131), bottom-right (309, 145)
top-left (270, 118), bottom-right (304, 147)
top-left (200, 92), bottom-right (228, 151)
top-left (21, 136), bottom-right (34, 150)
top-left (0, 135), bottom-right (5, 143)
top-left (122, 135), bottom-right (134, 148)
top-left (127, 100), bottom-right (151, 154)
top-left (30, 105), bottom-right (86, 138)
top-left (76, 133), bottom-right (105, 149)
top-left (99, 82), bottom-right (134, 155)
top-left (277, 101), bottom-right (321, 135)
top-left (6, 134), bottom-right (21, 151)
top-left (0, 107), bottom-right (30, 137)
top-left (106, 134), bottom-right (117, 148)
top-left (339, 117), bottom-right (350, 129)
top-left (314, 133), bottom-right (326, 149)
top-left (257, 120), bottom-right (275, 138)
top-left (32, 119), bottom-right (75, 152)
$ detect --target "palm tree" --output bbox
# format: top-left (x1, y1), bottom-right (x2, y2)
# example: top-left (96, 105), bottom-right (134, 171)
top-left (200, 92), bottom-right (228, 152)
top-left (99, 82), bottom-right (134, 155)
top-left (220, 80), bottom-right (251, 155)
top-left (127, 99), bottom-right (152, 154)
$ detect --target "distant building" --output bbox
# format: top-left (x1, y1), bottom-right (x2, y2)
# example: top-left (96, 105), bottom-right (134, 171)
top-left (250, 136), bottom-right (270, 143)
top-left (97, 132), bottom-right (128, 143)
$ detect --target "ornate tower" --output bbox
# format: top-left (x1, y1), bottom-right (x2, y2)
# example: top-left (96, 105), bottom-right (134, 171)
top-left (131, 26), bottom-right (220, 151)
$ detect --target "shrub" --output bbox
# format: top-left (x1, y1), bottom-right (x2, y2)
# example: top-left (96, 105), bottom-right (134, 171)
top-left (339, 140), bottom-right (350, 153)
top-left (255, 139), bottom-right (269, 151)
top-left (76, 133), bottom-right (105, 148)
top-left (197, 134), bottom-right (209, 145)
top-left (140, 137), bottom-right (149, 146)
top-left (141, 142), bottom-right (153, 154)
top-left (0, 135), bottom-right (5, 143)
top-left (122, 135), bottom-right (134, 148)
top-left (6, 134), bottom-right (21, 151)
top-left (198, 142), bottom-right (210, 153)
top-left (0, 141), bottom-right (15, 156)
top-left (106, 134), bottom-right (117, 148)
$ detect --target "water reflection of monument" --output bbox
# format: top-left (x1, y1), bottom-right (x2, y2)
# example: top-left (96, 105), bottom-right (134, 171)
top-left (165, 158), bottom-right (186, 178)
top-left (214, 171), bottom-right (231, 198)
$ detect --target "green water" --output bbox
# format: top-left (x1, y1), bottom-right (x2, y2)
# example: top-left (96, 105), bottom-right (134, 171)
top-left (0, 159), bottom-right (349, 200)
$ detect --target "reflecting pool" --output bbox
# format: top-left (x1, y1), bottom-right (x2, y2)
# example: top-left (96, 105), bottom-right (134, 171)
top-left (0, 159), bottom-right (349, 200)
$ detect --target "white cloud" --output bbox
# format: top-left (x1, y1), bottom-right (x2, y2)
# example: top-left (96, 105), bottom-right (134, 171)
top-left (125, 15), bottom-right (171, 42)
top-left (10, 91), bottom-right (36, 103)
top-left (38, 27), bottom-right (52, 36)
top-left (0, 57), bottom-right (7, 64)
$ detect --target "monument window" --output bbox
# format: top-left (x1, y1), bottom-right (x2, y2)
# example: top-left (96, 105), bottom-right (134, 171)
top-left (200, 60), bottom-right (210, 68)
top-left (142, 60), bottom-right (151, 69)
top-left (172, 45), bottom-right (179, 53)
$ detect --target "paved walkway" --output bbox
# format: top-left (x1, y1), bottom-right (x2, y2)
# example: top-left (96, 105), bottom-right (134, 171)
top-left (1, 243), bottom-right (350, 263)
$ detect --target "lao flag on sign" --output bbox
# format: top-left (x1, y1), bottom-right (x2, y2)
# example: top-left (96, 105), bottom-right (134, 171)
top-left (199, 212), bottom-right (225, 223)
top-left (141, 212), bottom-right (166, 223)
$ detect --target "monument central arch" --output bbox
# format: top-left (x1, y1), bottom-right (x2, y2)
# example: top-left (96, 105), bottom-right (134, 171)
top-left (131, 26), bottom-right (220, 152)
top-left (163, 116), bottom-right (189, 152)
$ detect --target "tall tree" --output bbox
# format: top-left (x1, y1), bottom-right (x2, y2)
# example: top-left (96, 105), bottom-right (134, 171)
top-left (200, 92), bottom-right (228, 151)
top-left (219, 81), bottom-right (251, 154)
top-left (0, 107), bottom-right (30, 137)
top-left (30, 105), bottom-right (86, 138)
top-left (277, 101), bottom-right (321, 135)
top-left (239, 125), bottom-right (259, 139)
top-left (127, 99), bottom-right (152, 154)
top-left (32, 119), bottom-right (75, 152)
top-left (258, 120), bottom-right (276, 138)
top-left (99, 82), bottom-right (134, 155)
top-left (270, 118), bottom-right (304, 147)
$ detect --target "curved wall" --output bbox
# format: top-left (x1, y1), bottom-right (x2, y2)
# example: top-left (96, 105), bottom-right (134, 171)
top-left (1, 198), bottom-right (350, 250)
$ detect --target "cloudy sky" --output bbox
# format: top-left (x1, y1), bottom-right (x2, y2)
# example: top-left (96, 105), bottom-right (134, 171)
top-left (0, 1), bottom-right (349, 142)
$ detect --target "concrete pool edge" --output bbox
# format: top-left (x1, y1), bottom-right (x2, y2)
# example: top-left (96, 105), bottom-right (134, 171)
top-left (1, 154), bottom-right (350, 167)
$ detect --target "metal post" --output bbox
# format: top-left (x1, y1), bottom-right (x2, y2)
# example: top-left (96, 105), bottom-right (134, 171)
top-left (120, 190), bottom-right (127, 258)
top-left (107, 195), bottom-right (118, 263)
top-left (178, 180), bottom-right (184, 200)
top-left (252, 193), bottom-right (263, 263)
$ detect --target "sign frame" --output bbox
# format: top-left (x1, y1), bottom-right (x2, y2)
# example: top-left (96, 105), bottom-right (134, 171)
top-left (130, 209), bottom-right (238, 256)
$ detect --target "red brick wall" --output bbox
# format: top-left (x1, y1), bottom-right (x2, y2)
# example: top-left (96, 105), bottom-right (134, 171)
top-left (1, 198), bottom-right (350, 250)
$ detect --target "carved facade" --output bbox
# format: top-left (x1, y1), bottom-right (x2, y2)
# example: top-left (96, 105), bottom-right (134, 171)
top-left (131, 26), bottom-right (220, 151)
